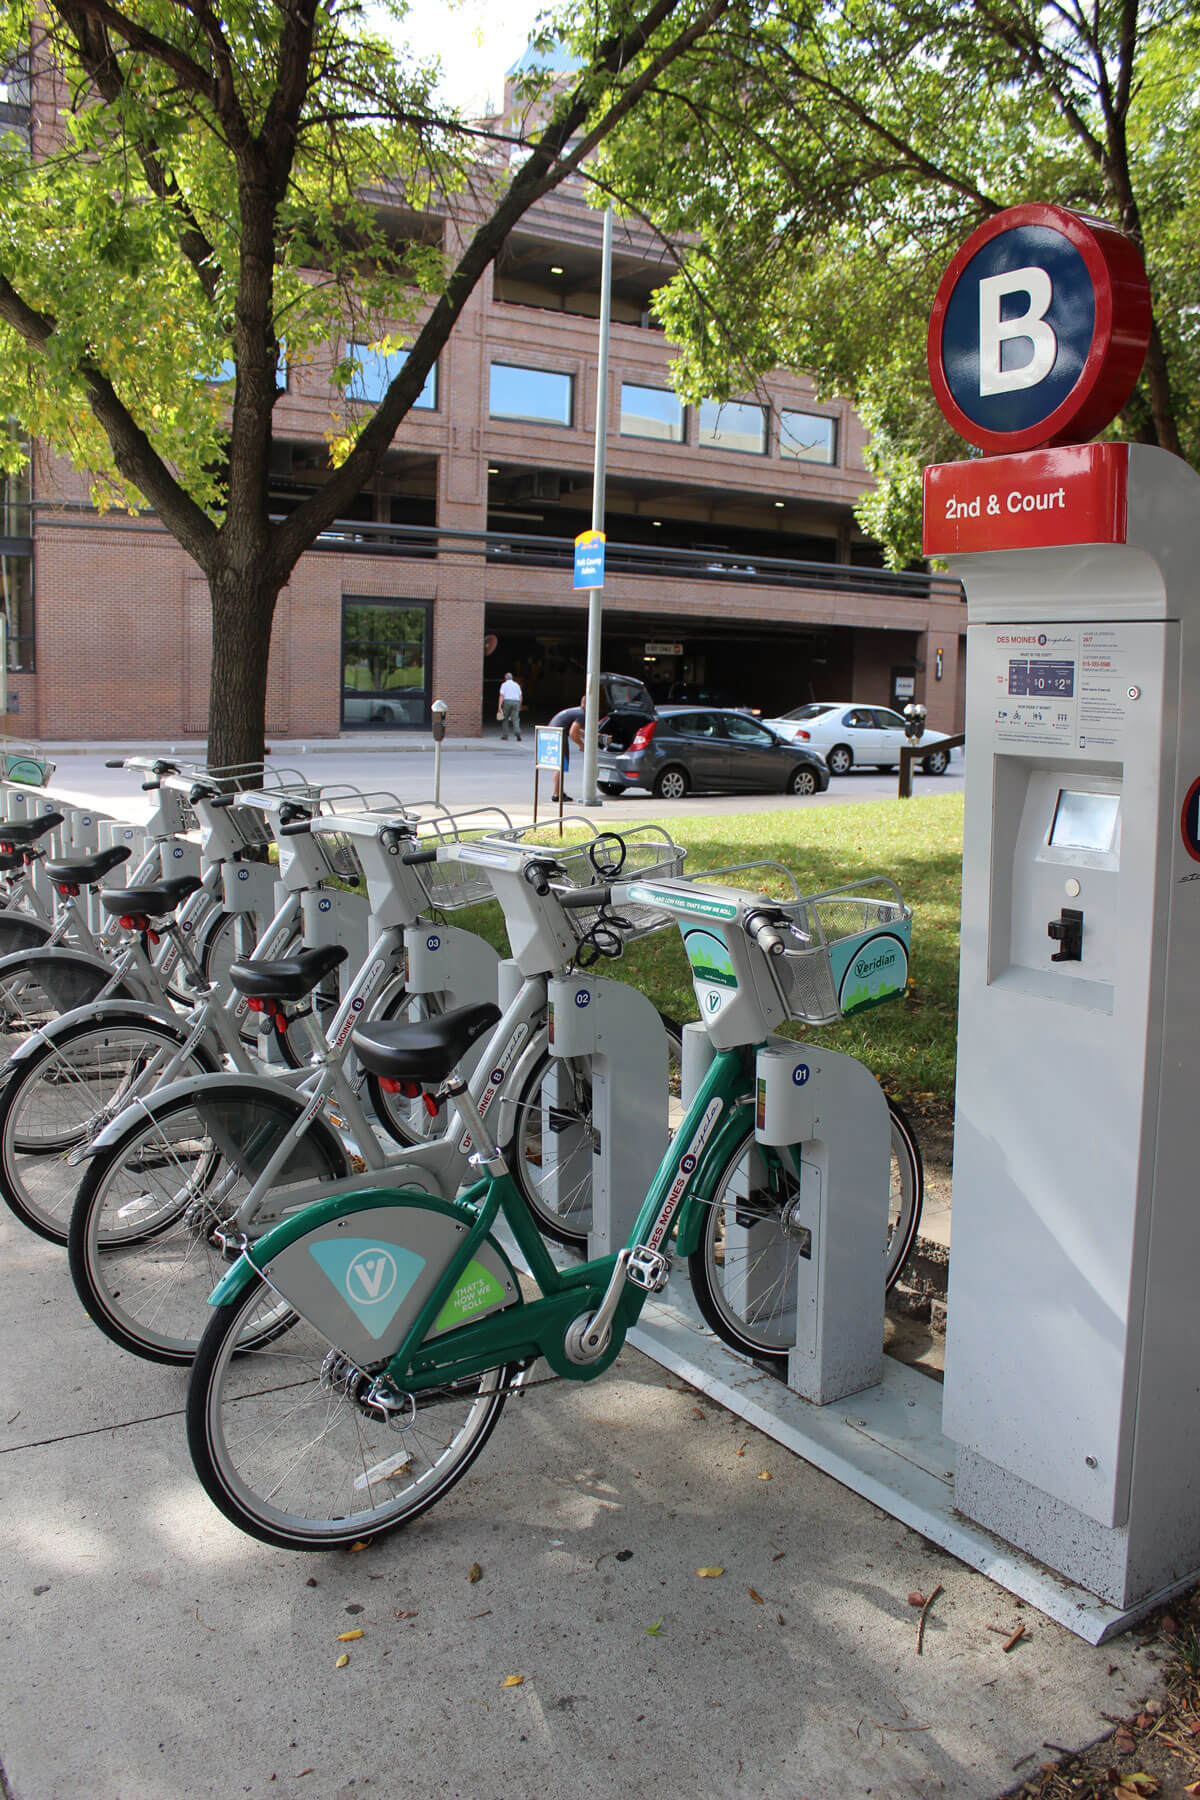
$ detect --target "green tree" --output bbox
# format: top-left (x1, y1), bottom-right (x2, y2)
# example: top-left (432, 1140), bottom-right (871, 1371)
top-left (0, 0), bottom-right (737, 766)
top-left (596, 0), bottom-right (1200, 564)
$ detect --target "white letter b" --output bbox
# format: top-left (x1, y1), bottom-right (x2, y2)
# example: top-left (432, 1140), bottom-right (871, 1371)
top-left (978, 267), bottom-right (1057, 396)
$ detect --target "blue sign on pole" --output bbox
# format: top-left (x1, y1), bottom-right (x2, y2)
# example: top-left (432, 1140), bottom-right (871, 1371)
top-left (535, 727), bottom-right (564, 772)
top-left (573, 529), bottom-right (606, 590)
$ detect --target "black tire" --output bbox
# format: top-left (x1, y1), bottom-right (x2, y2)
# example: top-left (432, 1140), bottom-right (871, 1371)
top-left (826, 744), bottom-right (853, 776)
top-left (68, 1085), bottom-right (349, 1364)
top-left (686, 1099), bottom-right (924, 1375)
top-left (652, 766), bottom-right (689, 801)
top-left (0, 1013), bottom-right (219, 1244)
top-left (921, 747), bottom-right (950, 776)
top-left (188, 1273), bottom-right (518, 1550)
top-left (787, 766), bottom-right (819, 796)
top-left (507, 1017), bottom-right (684, 1249)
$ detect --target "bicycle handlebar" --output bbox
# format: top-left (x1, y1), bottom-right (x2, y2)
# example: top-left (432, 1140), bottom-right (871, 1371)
top-left (279, 818), bottom-right (314, 837)
top-left (400, 846), bottom-right (438, 865)
top-left (744, 909), bottom-right (787, 956)
top-left (559, 884), bottom-right (611, 910)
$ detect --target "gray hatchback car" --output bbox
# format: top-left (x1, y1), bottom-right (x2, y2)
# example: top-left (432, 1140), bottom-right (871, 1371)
top-left (597, 705), bottom-right (830, 800)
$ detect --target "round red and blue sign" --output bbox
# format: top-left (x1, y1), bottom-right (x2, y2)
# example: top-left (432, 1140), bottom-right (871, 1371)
top-left (928, 204), bottom-right (1151, 454)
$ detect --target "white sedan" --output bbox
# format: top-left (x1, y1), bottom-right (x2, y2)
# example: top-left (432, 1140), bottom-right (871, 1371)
top-left (762, 702), bottom-right (952, 776)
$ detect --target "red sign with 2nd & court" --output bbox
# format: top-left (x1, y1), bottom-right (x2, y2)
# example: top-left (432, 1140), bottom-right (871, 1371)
top-left (923, 442), bottom-right (1128, 558)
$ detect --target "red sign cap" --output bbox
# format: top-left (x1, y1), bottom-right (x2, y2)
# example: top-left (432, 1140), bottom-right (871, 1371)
top-left (928, 204), bottom-right (1151, 454)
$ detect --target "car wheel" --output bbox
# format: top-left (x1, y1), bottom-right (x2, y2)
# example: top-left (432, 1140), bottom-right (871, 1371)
top-left (922, 747), bottom-right (950, 775)
top-left (827, 744), bottom-right (853, 776)
top-left (652, 766), bottom-right (689, 802)
top-left (788, 766), bottom-right (818, 796)
top-left (598, 782), bottom-right (624, 795)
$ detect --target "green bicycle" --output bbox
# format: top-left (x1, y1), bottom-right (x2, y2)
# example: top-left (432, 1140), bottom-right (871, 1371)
top-left (187, 864), bottom-right (915, 1550)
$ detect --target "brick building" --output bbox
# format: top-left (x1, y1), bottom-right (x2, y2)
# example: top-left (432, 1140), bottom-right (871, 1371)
top-left (1, 58), bottom-right (966, 743)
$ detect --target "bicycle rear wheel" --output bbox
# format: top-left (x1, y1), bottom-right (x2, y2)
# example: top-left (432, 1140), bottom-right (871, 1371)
top-left (188, 1275), bottom-right (518, 1551)
top-left (67, 1086), bottom-right (348, 1364)
top-left (0, 1016), bottom-right (217, 1243)
top-left (686, 1100), bottom-right (924, 1375)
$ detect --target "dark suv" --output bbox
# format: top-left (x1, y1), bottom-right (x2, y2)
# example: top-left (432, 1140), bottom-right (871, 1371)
top-left (597, 705), bottom-right (829, 800)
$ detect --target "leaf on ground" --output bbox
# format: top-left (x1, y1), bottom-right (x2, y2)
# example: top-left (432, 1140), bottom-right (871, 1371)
top-left (335, 1653), bottom-right (350, 1669)
top-left (696, 1567), bottom-right (725, 1578)
top-left (757, 1471), bottom-right (772, 1481)
top-left (1119, 1777), bottom-right (1160, 1797)
top-left (395, 1609), bottom-right (418, 1619)
top-left (645, 1620), bottom-right (664, 1635)
top-left (908, 1592), bottom-right (927, 1607)
top-left (748, 1589), bottom-right (764, 1605)
top-left (734, 1443), bottom-right (747, 1457)
top-left (501, 1674), bottom-right (524, 1688)
top-left (336, 1629), bottom-right (364, 1642)
top-left (1182, 1781), bottom-right (1200, 1796)
top-left (468, 1563), bottom-right (482, 1583)
top-left (349, 1541), bottom-right (369, 1553)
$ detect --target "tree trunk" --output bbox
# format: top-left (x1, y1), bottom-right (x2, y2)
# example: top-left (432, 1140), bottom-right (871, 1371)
top-left (205, 563), bottom-right (280, 777)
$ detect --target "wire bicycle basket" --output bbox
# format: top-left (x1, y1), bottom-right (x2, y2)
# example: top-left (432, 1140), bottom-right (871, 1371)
top-left (768, 877), bottom-right (912, 1024)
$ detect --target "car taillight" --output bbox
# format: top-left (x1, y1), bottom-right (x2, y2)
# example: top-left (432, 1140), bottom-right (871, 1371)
top-left (629, 721), bottom-right (657, 751)
top-left (795, 729), bottom-right (810, 740)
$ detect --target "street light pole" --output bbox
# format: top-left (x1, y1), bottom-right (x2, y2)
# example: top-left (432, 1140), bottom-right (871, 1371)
top-left (581, 206), bottom-right (613, 808)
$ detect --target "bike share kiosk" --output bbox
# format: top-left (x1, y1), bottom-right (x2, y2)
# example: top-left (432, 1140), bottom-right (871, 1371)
top-left (925, 204), bottom-right (1200, 1613)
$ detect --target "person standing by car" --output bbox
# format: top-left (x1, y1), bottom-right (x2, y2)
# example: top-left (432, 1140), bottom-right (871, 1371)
top-left (498, 672), bottom-right (523, 741)
top-left (548, 696), bottom-right (586, 801)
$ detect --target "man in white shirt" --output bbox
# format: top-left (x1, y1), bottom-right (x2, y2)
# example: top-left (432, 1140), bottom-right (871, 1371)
top-left (498, 673), bottom-right (523, 741)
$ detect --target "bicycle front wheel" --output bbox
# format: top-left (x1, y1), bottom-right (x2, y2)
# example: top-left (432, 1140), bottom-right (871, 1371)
top-left (0, 1016), bottom-right (216, 1243)
top-left (508, 1017), bottom-right (684, 1250)
top-left (188, 1276), bottom-right (518, 1551)
top-left (68, 1086), bottom-right (348, 1364)
top-left (687, 1101), bottom-right (924, 1375)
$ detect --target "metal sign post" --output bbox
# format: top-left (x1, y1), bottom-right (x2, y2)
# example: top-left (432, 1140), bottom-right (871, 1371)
top-left (580, 205), bottom-right (613, 809)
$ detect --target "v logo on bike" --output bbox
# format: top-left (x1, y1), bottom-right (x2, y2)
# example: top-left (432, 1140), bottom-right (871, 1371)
top-left (309, 1237), bottom-right (426, 1339)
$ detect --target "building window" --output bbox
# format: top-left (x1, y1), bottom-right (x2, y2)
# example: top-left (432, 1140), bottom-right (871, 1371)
top-left (0, 436), bottom-right (32, 672)
top-left (780, 409), bottom-right (838, 465)
top-left (210, 347), bottom-right (289, 391)
top-left (341, 599), bottom-right (431, 729)
top-left (0, 54), bottom-right (31, 148)
top-left (697, 398), bottom-right (767, 455)
top-left (619, 382), bottom-right (685, 443)
top-left (346, 344), bottom-right (437, 409)
top-left (489, 363), bottom-right (573, 427)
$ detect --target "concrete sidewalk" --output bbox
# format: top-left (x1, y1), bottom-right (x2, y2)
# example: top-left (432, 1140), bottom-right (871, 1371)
top-left (0, 1208), bottom-right (1162, 1800)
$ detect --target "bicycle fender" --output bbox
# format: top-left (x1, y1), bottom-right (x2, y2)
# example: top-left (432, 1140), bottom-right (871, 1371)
top-left (82, 1068), bottom-right (290, 1156)
top-left (210, 1190), bottom-right (523, 1375)
top-left (672, 1101), bottom-right (755, 1259)
top-left (0, 945), bottom-right (141, 1009)
top-left (0, 999), bottom-right (220, 1080)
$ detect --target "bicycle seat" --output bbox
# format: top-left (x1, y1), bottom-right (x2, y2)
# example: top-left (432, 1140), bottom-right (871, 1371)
top-left (99, 875), bottom-right (203, 918)
top-left (228, 943), bottom-right (348, 1002)
top-left (44, 846), bottom-right (132, 888)
top-left (351, 1001), bottom-right (501, 1083)
top-left (0, 811), bottom-right (65, 849)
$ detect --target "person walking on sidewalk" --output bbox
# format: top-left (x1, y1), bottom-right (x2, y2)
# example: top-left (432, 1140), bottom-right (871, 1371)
top-left (548, 696), bottom-right (586, 801)
top-left (498, 673), bottom-right (523, 741)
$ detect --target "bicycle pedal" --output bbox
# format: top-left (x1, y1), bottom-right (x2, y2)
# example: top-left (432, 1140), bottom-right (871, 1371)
top-left (626, 1247), bottom-right (671, 1293)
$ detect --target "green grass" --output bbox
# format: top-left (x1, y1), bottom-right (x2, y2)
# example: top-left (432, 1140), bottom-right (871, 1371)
top-left (443, 795), bottom-right (964, 1109)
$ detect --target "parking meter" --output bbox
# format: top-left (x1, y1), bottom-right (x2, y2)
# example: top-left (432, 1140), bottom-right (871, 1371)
top-left (923, 204), bottom-right (1200, 1612)
top-left (902, 702), bottom-right (926, 742)
top-left (431, 699), bottom-right (447, 804)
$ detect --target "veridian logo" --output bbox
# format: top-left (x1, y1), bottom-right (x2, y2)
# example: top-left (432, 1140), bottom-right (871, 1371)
top-left (308, 1235), bottom-right (426, 1340)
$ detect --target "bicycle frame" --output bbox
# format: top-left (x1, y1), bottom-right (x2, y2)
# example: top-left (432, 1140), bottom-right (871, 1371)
top-left (209, 1043), bottom-right (755, 1390)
